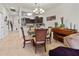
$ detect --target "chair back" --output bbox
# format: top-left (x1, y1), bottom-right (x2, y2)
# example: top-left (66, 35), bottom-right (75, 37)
top-left (48, 27), bottom-right (52, 33)
top-left (47, 27), bottom-right (52, 38)
top-left (35, 29), bottom-right (47, 42)
top-left (21, 27), bottom-right (25, 40)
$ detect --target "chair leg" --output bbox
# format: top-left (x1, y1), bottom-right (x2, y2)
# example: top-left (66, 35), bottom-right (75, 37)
top-left (23, 42), bottom-right (25, 48)
top-left (47, 38), bottom-right (51, 44)
top-left (32, 39), bottom-right (35, 46)
top-left (50, 38), bottom-right (51, 44)
top-left (35, 45), bottom-right (37, 53)
top-left (44, 43), bottom-right (46, 52)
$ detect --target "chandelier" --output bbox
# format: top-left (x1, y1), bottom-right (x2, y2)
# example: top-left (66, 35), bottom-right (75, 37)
top-left (33, 3), bottom-right (45, 15)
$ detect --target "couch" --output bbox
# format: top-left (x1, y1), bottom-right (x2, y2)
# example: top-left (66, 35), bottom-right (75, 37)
top-left (49, 46), bottom-right (79, 56)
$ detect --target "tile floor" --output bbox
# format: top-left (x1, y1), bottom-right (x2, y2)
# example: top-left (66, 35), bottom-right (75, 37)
top-left (0, 31), bottom-right (64, 56)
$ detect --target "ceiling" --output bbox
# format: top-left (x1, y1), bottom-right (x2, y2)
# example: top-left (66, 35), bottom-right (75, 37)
top-left (0, 3), bottom-right (61, 12)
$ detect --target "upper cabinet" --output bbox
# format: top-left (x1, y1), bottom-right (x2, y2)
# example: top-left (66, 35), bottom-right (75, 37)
top-left (21, 16), bottom-right (43, 25)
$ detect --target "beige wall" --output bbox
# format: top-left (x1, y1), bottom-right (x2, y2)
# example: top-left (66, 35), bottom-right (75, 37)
top-left (43, 3), bottom-right (79, 31)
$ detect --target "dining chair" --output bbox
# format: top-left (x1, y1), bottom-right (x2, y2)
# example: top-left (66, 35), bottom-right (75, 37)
top-left (46, 27), bottom-right (52, 43)
top-left (21, 27), bottom-right (33, 48)
top-left (33, 29), bottom-right (47, 53)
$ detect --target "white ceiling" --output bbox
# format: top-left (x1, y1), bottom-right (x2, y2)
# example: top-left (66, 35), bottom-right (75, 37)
top-left (0, 3), bottom-right (61, 12)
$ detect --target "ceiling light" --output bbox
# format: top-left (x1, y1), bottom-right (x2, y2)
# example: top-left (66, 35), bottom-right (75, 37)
top-left (10, 7), bottom-right (16, 12)
top-left (33, 3), bottom-right (45, 15)
top-left (27, 13), bottom-right (32, 16)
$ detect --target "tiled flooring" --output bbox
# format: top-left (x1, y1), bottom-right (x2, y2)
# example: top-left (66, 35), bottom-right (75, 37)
top-left (0, 32), bottom-right (64, 56)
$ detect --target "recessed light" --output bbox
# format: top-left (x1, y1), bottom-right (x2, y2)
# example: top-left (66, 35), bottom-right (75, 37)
top-left (27, 13), bottom-right (32, 16)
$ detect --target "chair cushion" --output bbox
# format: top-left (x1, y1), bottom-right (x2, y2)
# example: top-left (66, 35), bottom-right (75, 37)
top-left (25, 35), bottom-right (33, 39)
top-left (34, 41), bottom-right (45, 44)
top-left (47, 34), bottom-right (50, 37)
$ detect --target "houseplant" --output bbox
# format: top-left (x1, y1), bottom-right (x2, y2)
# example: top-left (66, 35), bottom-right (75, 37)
top-left (59, 16), bottom-right (65, 28)
top-left (55, 22), bottom-right (58, 28)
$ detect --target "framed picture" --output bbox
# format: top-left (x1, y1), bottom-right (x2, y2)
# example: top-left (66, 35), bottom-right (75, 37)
top-left (47, 15), bottom-right (56, 21)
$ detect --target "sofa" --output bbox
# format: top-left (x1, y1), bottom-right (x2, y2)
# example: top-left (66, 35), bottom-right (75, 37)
top-left (64, 33), bottom-right (79, 49)
top-left (49, 33), bottom-right (79, 56)
top-left (49, 46), bottom-right (79, 56)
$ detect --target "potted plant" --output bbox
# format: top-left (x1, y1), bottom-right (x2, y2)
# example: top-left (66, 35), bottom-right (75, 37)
top-left (59, 16), bottom-right (65, 28)
top-left (55, 22), bottom-right (58, 28)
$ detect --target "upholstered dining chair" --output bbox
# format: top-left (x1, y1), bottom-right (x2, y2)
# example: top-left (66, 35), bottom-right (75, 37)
top-left (46, 27), bottom-right (52, 43)
top-left (21, 27), bottom-right (33, 48)
top-left (33, 29), bottom-right (47, 53)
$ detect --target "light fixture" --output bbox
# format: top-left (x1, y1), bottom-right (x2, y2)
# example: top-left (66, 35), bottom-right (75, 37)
top-left (33, 3), bottom-right (45, 15)
top-left (10, 7), bottom-right (17, 15)
top-left (10, 7), bottom-right (16, 12)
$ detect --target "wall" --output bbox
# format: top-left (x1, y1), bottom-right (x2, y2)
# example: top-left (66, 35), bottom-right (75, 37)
top-left (9, 3), bottom-right (79, 38)
top-left (43, 3), bottom-right (79, 31)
